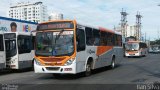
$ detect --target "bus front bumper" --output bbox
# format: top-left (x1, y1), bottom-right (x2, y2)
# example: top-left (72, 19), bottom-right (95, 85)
top-left (125, 53), bottom-right (141, 57)
top-left (34, 61), bottom-right (76, 74)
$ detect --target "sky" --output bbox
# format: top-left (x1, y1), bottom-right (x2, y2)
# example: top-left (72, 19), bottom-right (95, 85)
top-left (0, 0), bottom-right (160, 40)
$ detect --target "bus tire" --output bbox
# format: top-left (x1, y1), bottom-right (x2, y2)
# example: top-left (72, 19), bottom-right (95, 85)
top-left (85, 62), bottom-right (92, 77)
top-left (110, 57), bottom-right (115, 69)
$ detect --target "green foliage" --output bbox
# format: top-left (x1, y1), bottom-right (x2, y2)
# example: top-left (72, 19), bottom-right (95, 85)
top-left (150, 39), bottom-right (160, 45)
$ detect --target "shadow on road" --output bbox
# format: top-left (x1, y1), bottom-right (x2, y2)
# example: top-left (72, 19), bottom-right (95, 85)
top-left (125, 56), bottom-right (145, 58)
top-left (0, 68), bottom-right (33, 76)
top-left (91, 65), bottom-right (120, 75)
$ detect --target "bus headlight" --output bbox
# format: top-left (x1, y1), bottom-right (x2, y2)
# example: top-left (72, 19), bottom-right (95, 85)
top-left (64, 59), bottom-right (74, 66)
top-left (34, 58), bottom-right (41, 65)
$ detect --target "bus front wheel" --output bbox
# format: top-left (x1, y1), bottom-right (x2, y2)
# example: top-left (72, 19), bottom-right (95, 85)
top-left (85, 62), bottom-right (92, 76)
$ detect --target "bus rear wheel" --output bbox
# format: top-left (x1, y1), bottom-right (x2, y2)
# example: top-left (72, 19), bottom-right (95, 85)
top-left (110, 57), bottom-right (115, 69)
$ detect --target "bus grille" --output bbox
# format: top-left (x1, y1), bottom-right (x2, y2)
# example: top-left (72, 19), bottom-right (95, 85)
top-left (40, 58), bottom-right (65, 62)
top-left (45, 67), bottom-right (60, 71)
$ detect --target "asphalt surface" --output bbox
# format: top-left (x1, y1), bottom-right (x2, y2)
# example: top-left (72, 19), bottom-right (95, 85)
top-left (0, 53), bottom-right (160, 90)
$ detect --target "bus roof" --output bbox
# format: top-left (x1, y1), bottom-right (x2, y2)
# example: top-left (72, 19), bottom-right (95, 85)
top-left (99, 27), bottom-right (122, 35)
top-left (0, 16), bottom-right (38, 25)
top-left (99, 27), bottom-right (114, 33)
top-left (39, 20), bottom-right (75, 24)
top-left (4, 32), bottom-right (31, 35)
top-left (38, 20), bottom-right (121, 35)
top-left (127, 41), bottom-right (144, 43)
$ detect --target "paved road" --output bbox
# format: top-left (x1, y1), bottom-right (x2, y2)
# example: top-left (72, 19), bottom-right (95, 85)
top-left (0, 53), bottom-right (160, 90)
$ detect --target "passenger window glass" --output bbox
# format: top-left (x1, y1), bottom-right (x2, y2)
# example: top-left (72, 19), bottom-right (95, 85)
top-left (76, 28), bottom-right (86, 52)
top-left (100, 31), bottom-right (107, 46)
top-left (93, 29), bottom-right (100, 46)
top-left (107, 33), bottom-right (113, 46)
top-left (0, 35), bottom-right (4, 51)
top-left (85, 27), bottom-right (94, 46)
top-left (18, 35), bottom-right (31, 54)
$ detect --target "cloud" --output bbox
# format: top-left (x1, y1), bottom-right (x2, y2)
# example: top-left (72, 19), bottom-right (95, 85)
top-left (0, 0), bottom-right (160, 40)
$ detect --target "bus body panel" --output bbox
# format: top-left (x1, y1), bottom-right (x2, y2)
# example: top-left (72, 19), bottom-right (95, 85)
top-left (0, 52), bottom-right (5, 69)
top-left (94, 47), bottom-right (113, 69)
top-left (75, 48), bottom-right (87, 73)
top-left (18, 50), bottom-right (34, 69)
top-left (113, 47), bottom-right (124, 64)
top-left (6, 55), bottom-right (19, 69)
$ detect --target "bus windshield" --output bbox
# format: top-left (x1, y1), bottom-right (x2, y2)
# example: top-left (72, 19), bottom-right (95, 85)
top-left (125, 43), bottom-right (139, 51)
top-left (5, 40), bottom-right (17, 58)
top-left (35, 30), bottom-right (74, 56)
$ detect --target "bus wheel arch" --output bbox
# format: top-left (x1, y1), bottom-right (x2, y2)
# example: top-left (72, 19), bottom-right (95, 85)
top-left (85, 57), bottom-right (93, 76)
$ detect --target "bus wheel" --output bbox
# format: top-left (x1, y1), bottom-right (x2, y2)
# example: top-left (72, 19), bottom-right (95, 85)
top-left (110, 57), bottom-right (115, 69)
top-left (85, 62), bottom-right (92, 76)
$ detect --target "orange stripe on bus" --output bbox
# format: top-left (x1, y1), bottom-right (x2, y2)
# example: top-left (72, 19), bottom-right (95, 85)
top-left (96, 46), bottom-right (113, 56)
top-left (99, 27), bottom-right (115, 33)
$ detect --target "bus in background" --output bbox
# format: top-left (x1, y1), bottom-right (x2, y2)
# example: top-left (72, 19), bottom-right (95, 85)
top-left (4, 32), bottom-right (35, 69)
top-left (34, 20), bottom-right (123, 76)
top-left (0, 16), bottom-right (37, 70)
top-left (0, 32), bottom-right (5, 69)
top-left (125, 41), bottom-right (148, 57)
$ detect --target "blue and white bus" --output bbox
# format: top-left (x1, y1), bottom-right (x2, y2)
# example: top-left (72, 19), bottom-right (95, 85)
top-left (0, 16), bottom-right (37, 70)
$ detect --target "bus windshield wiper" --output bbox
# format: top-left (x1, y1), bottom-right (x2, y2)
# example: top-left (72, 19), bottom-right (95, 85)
top-left (55, 29), bottom-right (64, 43)
top-left (52, 29), bottom-right (65, 56)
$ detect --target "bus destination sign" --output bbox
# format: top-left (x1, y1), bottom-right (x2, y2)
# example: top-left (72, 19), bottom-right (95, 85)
top-left (4, 33), bottom-right (16, 39)
top-left (37, 22), bottom-right (74, 30)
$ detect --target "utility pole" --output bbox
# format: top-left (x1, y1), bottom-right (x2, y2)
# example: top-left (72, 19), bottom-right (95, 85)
top-left (135, 11), bottom-right (142, 41)
top-left (145, 32), bottom-right (147, 42)
top-left (120, 8), bottom-right (128, 42)
top-left (113, 25), bottom-right (116, 31)
top-left (158, 29), bottom-right (160, 40)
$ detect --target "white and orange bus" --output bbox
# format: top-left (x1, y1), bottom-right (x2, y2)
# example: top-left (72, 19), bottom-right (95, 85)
top-left (125, 41), bottom-right (148, 57)
top-left (34, 20), bottom-right (123, 76)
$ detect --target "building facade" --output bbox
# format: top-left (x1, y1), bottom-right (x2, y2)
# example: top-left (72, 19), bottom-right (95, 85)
top-left (126, 25), bottom-right (137, 37)
top-left (115, 25), bottom-right (137, 37)
top-left (8, 2), bottom-right (48, 23)
top-left (48, 13), bottom-right (63, 20)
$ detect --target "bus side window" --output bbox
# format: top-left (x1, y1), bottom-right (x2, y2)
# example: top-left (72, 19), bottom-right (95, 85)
top-left (18, 35), bottom-right (31, 54)
top-left (85, 27), bottom-right (94, 46)
top-left (107, 32), bottom-right (113, 46)
top-left (117, 35), bottom-right (122, 46)
top-left (76, 28), bottom-right (86, 52)
top-left (114, 34), bottom-right (118, 46)
top-left (0, 35), bottom-right (4, 51)
top-left (93, 29), bottom-right (100, 46)
top-left (100, 31), bottom-right (107, 46)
